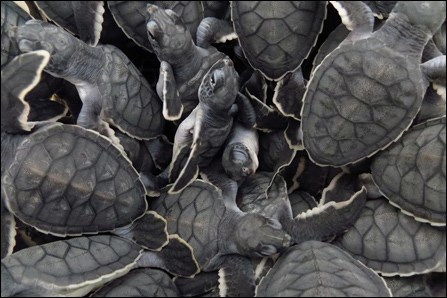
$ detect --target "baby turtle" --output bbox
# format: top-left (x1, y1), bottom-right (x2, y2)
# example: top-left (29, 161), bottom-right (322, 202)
top-left (382, 275), bottom-right (432, 297)
top-left (151, 180), bottom-right (291, 295)
top-left (14, 20), bottom-right (164, 142)
top-left (1, 234), bottom-right (199, 297)
top-left (34, 1), bottom-right (105, 46)
top-left (301, 1), bottom-right (446, 166)
top-left (168, 58), bottom-right (239, 193)
top-left (255, 241), bottom-right (392, 297)
top-left (335, 198), bottom-right (446, 276)
top-left (91, 268), bottom-right (180, 297)
top-left (146, 4), bottom-right (227, 120)
top-left (371, 116), bottom-right (446, 226)
top-left (109, 1), bottom-right (204, 53)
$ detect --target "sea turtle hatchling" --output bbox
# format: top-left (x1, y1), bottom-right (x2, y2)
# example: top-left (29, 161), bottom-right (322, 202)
top-left (168, 58), bottom-right (239, 194)
top-left (300, 1), bottom-right (446, 166)
top-left (1, 234), bottom-right (199, 297)
top-left (334, 198), bottom-right (446, 276)
top-left (13, 19), bottom-right (164, 143)
top-left (146, 3), bottom-right (227, 120)
top-left (255, 241), bottom-right (392, 297)
top-left (0, 50), bottom-right (167, 253)
top-left (371, 116), bottom-right (446, 226)
top-left (150, 180), bottom-right (291, 296)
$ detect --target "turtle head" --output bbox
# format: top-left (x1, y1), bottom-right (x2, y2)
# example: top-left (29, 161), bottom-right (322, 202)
top-left (234, 213), bottom-right (291, 257)
top-left (15, 20), bottom-right (78, 75)
top-left (146, 4), bottom-right (193, 60)
top-left (392, 2), bottom-right (446, 34)
top-left (199, 58), bottom-right (239, 110)
top-left (222, 143), bottom-right (258, 181)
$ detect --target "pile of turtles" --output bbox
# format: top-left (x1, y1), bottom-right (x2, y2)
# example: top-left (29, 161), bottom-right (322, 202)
top-left (1, 1), bottom-right (445, 297)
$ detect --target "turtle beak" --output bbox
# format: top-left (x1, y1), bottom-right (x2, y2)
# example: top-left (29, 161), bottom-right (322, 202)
top-left (147, 4), bottom-right (159, 15)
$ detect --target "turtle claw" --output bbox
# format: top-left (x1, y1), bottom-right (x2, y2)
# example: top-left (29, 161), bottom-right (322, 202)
top-left (157, 61), bottom-right (183, 121)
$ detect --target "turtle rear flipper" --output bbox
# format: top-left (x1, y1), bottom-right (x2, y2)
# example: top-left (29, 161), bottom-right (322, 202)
top-left (218, 255), bottom-right (256, 297)
top-left (157, 61), bottom-right (183, 121)
top-left (113, 211), bottom-right (168, 251)
top-left (1, 50), bottom-right (50, 133)
top-left (138, 234), bottom-right (200, 278)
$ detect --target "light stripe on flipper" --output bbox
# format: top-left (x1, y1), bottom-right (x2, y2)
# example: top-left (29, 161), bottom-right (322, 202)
top-left (1, 50), bottom-right (50, 133)
top-left (218, 255), bottom-right (255, 297)
top-left (159, 61), bottom-right (183, 121)
top-left (330, 1), bottom-right (374, 40)
top-left (272, 69), bottom-right (306, 119)
top-left (112, 211), bottom-right (169, 251)
top-left (1, 235), bottom-right (142, 297)
top-left (169, 142), bottom-right (200, 194)
top-left (137, 234), bottom-right (200, 278)
top-left (169, 144), bottom-right (192, 183)
top-left (1, 198), bottom-right (16, 259)
top-left (27, 97), bottom-right (68, 122)
top-left (196, 17), bottom-right (236, 48)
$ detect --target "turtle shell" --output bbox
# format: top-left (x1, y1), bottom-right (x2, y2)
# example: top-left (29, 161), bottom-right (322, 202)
top-left (1, 1), bottom-right (31, 67)
top-left (100, 44), bottom-right (164, 140)
top-left (2, 123), bottom-right (147, 236)
top-left (334, 198), bottom-right (446, 276)
top-left (255, 241), bottom-right (391, 297)
top-left (371, 116), bottom-right (446, 225)
top-left (150, 180), bottom-right (225, 270)
top-left (1, 235), bottom-right (141, 297)
top-left (231, 1), bottom-right (326, 81)
top-left (301, 37), bottom-right (425, 166)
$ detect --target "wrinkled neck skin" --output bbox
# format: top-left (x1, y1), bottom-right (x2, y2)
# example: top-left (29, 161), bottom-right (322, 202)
top-left (1, 132), bottom-right (27, 176)
top-left (217, 209), bottom-right (245, 256)
top-left (374, 13), bottom-right (431, 59)
top-left (162, 42), bottom-right (206, 81)
top-left (49, 42), bottom-right (106, 85)
top-left (201, 103), bottom-right (233, 128)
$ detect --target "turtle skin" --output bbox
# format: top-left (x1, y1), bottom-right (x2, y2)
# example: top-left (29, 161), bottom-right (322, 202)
top-left (301, 38), bottom-right (426, 166)
top-left (2, 123), bottom-right (147, 236)
top-left (232, 1), bottom-right (326, 81)
top-left (371, 116), bottom-right (446, 226)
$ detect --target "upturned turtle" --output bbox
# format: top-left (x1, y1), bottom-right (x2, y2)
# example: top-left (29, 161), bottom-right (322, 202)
top-left (255, 241), bottom-right (392, 297)
top-left (0, 50), bottom-right (168, 253)
top-left (150, 180), bottom-right (291, 296)
top-left (371, 116), bottom-right (446, 226)
top-left (34, 1), bottom-right (105, 46)
top-left (301, 1), bottom-right (446, 166)
top-left (168, 58), bottom-right (239, 193)
top-left (91, 268), bottom-right (180, 297)
top-left (1, 234), bottom-right (199, 297)
top-left (335, 198), bottom-right (446, 276)
top-left (14, 20), bottom-right (164, 143)
top-left (146, 3), bottom-right (227, 120)
top-left (109, 1), bottom-right (204, 53)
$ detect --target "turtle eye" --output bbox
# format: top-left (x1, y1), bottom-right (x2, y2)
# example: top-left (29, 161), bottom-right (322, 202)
top-left (210, 73), bottom-right (216, 88)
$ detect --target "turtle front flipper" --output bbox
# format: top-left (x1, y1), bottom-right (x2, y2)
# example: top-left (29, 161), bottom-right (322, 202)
top-left (421, 55), bottom-right (446, 100)
top-left (196, 17), bottom-right (236, 48)
top-left (1, 198), bottom-right (16, 259)
top-left (1, 50), bottom-right (50, 133)
top-left (273, 69), bottom-right (306, 119)
top-left (26, 97), bottom-right (68, 122)
top-left (174, 271), bottom-right (219, 297)
top-left (235, 92), bottom-right (256, 128)
top-left (289, 173), bottom-right (367, 244)
top-left (157, 61), bottom-right (183, 121)
top-left (169, 143), bottom-right (200, 194)
top-left (138, 234), bottom-right (200, 278)
top-left (218, 255), bottom-right (256, 297)
top-left (112, 211), bottom-right (169, 251)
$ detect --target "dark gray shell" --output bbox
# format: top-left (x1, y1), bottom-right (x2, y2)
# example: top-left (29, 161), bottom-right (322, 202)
top-left (1, 235), bottom-right (141, 297)
top-left (108, 1), bottom-right (203, 52)
top-left (255, 241), bottom-right (391, 297)
top-left (1, 1), bottom-right (31, 67)
top-left (99, 45), bottom-right (164, 139)
top-left (2, 123), bottom-right (147, 236)
top-left (150, 180), bottom-right (224, 270)
top-left (301, 38), bottom-right (426, 166)
top-left (335, 198), bottom-right (446, 276)
top-left (91, 268), bottom-right (179, 297)
top-left (371, 116), bottom-right (446, 225)
top-left (231, 1), bottom-right (326, 80)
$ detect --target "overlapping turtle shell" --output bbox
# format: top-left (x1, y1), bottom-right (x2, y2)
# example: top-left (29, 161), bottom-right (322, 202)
top-left (255, 241), bottom-right (391, 297)
top-left (301, 38), bottom-right (425, 166)
top-left (371, 116), bottom-right (446, 225)
top-left (231, 1), bottom-right (326, 81)
top-left (334, 198), bottom-right (446, 276)
top-left (2, 123), bottom-right (147, 236)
